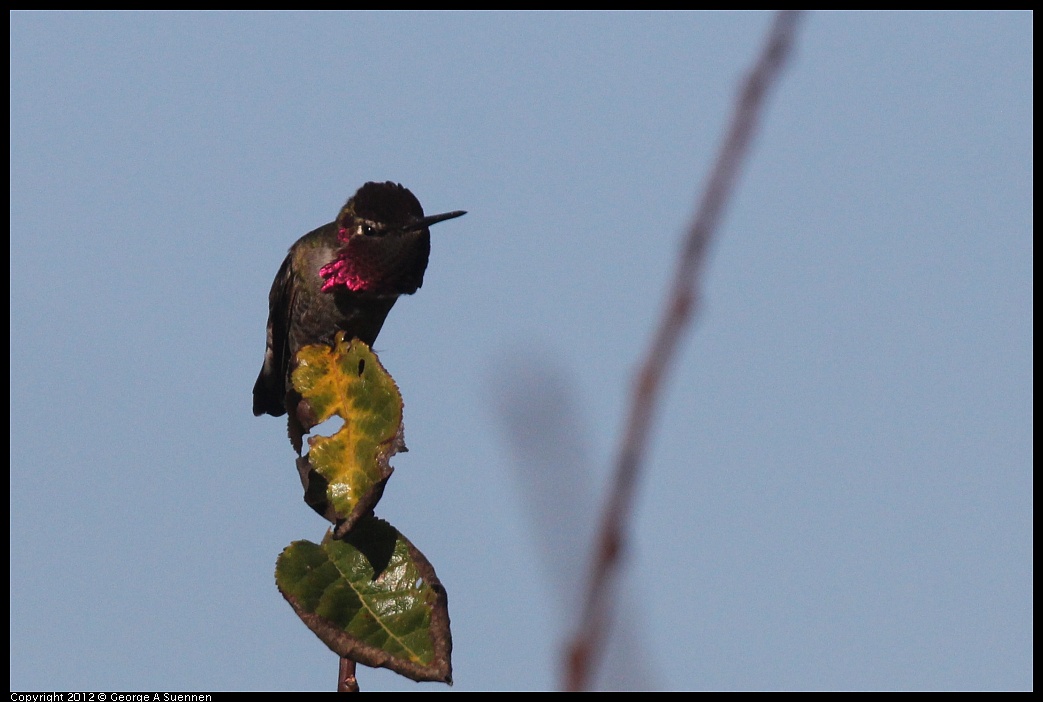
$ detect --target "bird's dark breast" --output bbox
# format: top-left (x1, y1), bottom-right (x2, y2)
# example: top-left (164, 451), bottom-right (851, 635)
top-left (301, 288), bottom-right (398, 350)
top-left (254, 283), bottom-right (398, 418)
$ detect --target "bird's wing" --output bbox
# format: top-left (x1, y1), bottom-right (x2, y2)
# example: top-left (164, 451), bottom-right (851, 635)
top-left (252, 251), bottom-right (297, 416)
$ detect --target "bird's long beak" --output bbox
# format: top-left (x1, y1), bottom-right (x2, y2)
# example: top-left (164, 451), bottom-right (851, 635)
top-left (416, 210), bottom-right (467, 229)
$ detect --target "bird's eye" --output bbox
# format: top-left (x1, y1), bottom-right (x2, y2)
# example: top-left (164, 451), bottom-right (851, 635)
top-left (359, 224), bottom-right (377, 237)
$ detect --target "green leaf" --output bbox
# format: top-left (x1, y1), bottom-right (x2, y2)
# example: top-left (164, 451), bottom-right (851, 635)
top-left (291, 333), bottom-right (404, 532)
top-left (276, 518), bottom-right (452, 684)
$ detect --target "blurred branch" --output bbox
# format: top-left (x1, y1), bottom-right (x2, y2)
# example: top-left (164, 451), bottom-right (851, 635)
top-left (493, 356), bottom-right (659, 690)
top-left (564, 10), bottom-right (805, 691)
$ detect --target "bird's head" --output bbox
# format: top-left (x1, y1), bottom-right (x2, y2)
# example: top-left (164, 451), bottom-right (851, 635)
top-left (320, 181), bottom-right (466, 295)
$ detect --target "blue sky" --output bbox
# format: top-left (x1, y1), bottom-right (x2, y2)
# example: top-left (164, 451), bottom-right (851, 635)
top-left (10, 11), bottom-right (1032, 691)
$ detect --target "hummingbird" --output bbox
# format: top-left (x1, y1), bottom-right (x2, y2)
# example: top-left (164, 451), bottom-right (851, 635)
top-left (253, 181), bottom-right (466, 417)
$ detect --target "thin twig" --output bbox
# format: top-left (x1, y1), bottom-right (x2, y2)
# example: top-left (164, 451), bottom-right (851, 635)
top-left (564, 11), bottom-right (805, 692)
top-left (338, 656), bottom-right (359, 693)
